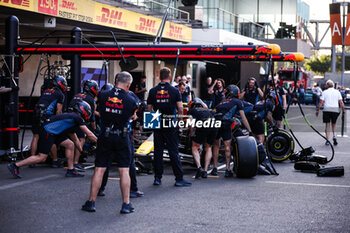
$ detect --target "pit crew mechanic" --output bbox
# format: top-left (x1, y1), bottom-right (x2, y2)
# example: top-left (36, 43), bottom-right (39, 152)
top-left (247, 93), bottom-right (276, 143)
top-left (30, 76), bottom-right (66, 167)
top-left (97, 87), bottom-right (144, 198)
top-left (270, 76), bottom-right (287, 128)
top-left (240, 77), bottom-right (264, 105)
top-left (187, 98), bottom-right (217, 179)
top-left (68, 80), bottom-right (99, 171)
top-left (82, 71), bottom-right (138, 214)
top-left (211, 85), bottom-right (252, 177)
top-left (8, 101), bottom-right (97, 178)
top-left (147, 67), bottom-right (192, 187)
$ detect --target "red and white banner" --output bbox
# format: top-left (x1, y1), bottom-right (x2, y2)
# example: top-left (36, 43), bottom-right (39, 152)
top-left (330, 3), bottom-right (342, 45)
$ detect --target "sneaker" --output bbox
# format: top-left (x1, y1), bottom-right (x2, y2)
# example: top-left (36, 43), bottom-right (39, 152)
top-left (120, 202), bottom-right (134, 214)
top-left (333, 137), bottom-right (338, 146)
top-left (153, 177), bottom-right (162, 185)
top-left (66, 169), bottom-right (84, 177)
top-left (201, 171), bottom-right (208, 178)
top-left (325, 141), bottom-right (330, 146)
top-left (7, 163), bottom-right (21, 179)
top-left (210, 168), bottom-right (218, 176)
top-left (97, 189), bottom-right (105, 197)
top-left (225, 169), bottom-right (234, 177)
top-left (175, 179), bottom-right (192, 187)
top-left (195, 167), bottom-right (204, 179)
top-left (52, 159), bottom-right (64, 168)
top-left (130, 190), bottom-right (144, 198)
top-left (82, 201), bottom-right (96, 212)
top-left (74, 163), bottom-right (85, 172)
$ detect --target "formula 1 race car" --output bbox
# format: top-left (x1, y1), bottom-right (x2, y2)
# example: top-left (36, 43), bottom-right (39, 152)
top-left (134, 117), bottom-right (260, 178)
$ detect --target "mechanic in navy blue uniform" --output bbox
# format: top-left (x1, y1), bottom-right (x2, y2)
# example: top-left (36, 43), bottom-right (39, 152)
top-left (247, 95), bottom-right (276, 143)
top-left (270, 76), bottom-right (287, 128)
top-left (240, 77), bottom-right (264, 105)
top-left (68, 80), bottom-right (99, 171)
top-left (134, 75), bottom-right (147, 101)
top-left (177, 81), bottom-right (190, 103)
top-left (30, 75), bottom-right (66, 166)
top-left (211, 85), bottom-right (252, 177)
top-left (208, 78), bottom-right (226, 108)
top-left (82, 71), bottom-right (138, 214)
top-left (147, 67), bottom-right (192, 187)
top-left (8, 101), bottom-right (97, 178)
top-left (97, 90), bottom-right (144, 198)
top-left (187, 98), bottom-right (217, 179)
top-left (203, 77), bottom-right (213, 108)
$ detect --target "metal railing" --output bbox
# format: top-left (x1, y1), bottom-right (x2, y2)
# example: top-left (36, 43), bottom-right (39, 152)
top-left (202, 8), bottom-right (270, 40)
top-left (105, 0), bottom-right (190, 24)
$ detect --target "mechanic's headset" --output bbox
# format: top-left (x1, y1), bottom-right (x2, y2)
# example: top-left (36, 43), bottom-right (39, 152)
top-left (225, 84), bottom-right (240, 99)
top-left (101, 83), bottom-right (114, 92)
top-left (231, 117), bottom-right (242, 131)
top-left (53, 75), bottom-right (68, 93)
top-left (189, 97), bottom-right (208, 110)
top-left (83, 80), bottom-right (99, 98)
top-left (267, 90), bottom-right (278, 106)
top-left (73, 100), bottom-right (92, 121)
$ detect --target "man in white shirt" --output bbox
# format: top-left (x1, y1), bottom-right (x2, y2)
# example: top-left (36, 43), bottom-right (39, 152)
top-left (316, 80), bottom-right (345, 145)
top-left (313, 84), bottom-right (322, 107)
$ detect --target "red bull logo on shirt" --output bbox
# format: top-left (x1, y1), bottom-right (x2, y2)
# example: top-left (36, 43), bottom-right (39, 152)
top-left (106, 97), bottom-right (123, 109)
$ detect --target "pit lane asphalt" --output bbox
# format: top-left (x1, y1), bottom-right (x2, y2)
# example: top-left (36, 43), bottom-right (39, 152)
top-left (0, 106), bottom-right (349, 233)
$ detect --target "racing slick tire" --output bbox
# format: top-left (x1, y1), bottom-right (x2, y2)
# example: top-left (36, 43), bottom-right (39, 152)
top-left (233, 136), bottom-right (259, 178)
top-left (266, 129), bottom-right (294, 162)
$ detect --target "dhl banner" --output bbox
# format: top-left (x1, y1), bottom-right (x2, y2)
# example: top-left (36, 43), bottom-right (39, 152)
top-left (0, 0), bottom-right (191, 42)
top-left (330, 3), bottom-right (342, 45)
top-left (93, 2), bottom-right (191, 42)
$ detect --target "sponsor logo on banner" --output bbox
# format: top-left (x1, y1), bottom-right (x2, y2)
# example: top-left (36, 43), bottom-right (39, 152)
top-left (96, 7), bottom-right (126, 27)
top-left (0, 0), bottom-right (30, 8)
top-left (136, 17), bottom-right (157, 33)
top-left (60, 0), bottom-right (76, 10)
top-left (38, 0), bottom-right (58, 15)
top-left (58, 0), bottom-right (93, 23)
top-left (0, 0), bottom-right (191, 42)
top-left (166, 23), bottom-right (185, 40)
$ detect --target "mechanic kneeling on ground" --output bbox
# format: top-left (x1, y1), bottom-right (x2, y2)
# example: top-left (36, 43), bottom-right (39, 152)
top-left (82, 71), bottom-right (138, 214)
top-left (8, 101), bottom-right (97, 178)
top-left (147, 67), bottom-right (192, 187)
top-left (68, 80), bottom-right (99, 171)
top-left (212, 85), bottom-right (252, 177)
top-left (188, 98), bottom-right (217, 179)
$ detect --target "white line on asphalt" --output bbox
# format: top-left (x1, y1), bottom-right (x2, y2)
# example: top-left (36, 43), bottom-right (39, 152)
top-left (316, 151), bottom-right (349, 155)
top-left (266, 181), bottom-right (350, 188)
top-left (0, 174), bottom-right (59, 191)
top-left (286, 113), bottom-right (312, 121)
